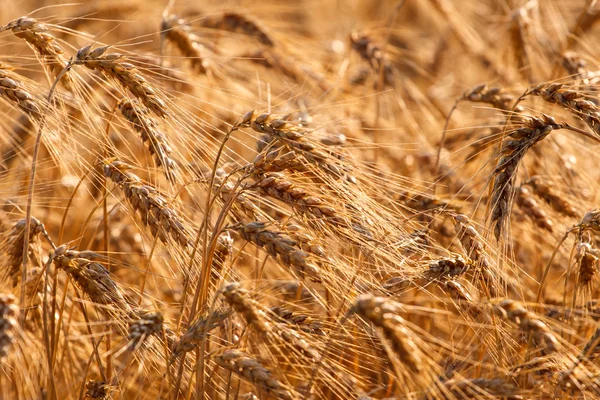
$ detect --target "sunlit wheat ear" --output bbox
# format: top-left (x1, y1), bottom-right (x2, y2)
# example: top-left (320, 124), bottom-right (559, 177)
top-left (219, 283), bottom-right (326, 374)
top-left (209, 231), bottom-right (233, 284)
top-left (200, 12), bottom-right (276, 46)
top-left (118, 98), bottom-right (177, 180)
top-left (236, 110), bottom-right (355, 182)
top-left (220, 282), bottom-right (275, 335)
top-left (580, 208), bottom-right (600, 231)
top-left (443, 280), bottom-right (481, 317)
top-left (524, 176), bottom-right (578, 217)
top-left (84, 380), bottom-right (112, 400)
top-left (171, 310), bottom-right (230, 358)
top-left (424, 255), bottom-right (472, 281)
top-left (161, 15), bottom-right (210, 73)
top-left (562, 51), bottom-right (600, 87)
top-left (247, 173), bottom-right (346, 228)
top-left (22, 267), bottom-right (46, 332)
top-left (451, 213), bottom-right (502, 290)
top-left (102, 159), bottom-right (189, 247)
top-left (346, 294), bottom-right (424, 374)
top-left (2, 217), bottom-right (51, 287)
top-left (0, 294), bottom-right (19, 361)
top-left (490, 114), bottom-right (564, 240)
top-left (3, 17), bottom-right (73, 90)
top-left (526, 83), bottom-right (600, 136)
top-left (492, 299), bottom-right (559, 353)
top-left (231, 222), bottom-right (322, 283)
top-left (516, 185), bottom-right (554, 232)
top-left (211, 174), bottom-right (260, 221)
top-left (246, 146), bottom-right (307, 175)
top-left (269, 306), bottom-right (324, 335)
top-left (349, 31), bottom-right (395, 87)
top-left (462, 83), bottom-right (524, 112)
top-left (73, 45), bottom-right (168, 117)
top-left (0, 66), bottom-right (44, 121)
top-left (442, 378), bottom-right (522, 399)
top-left (213, 349), bottom-right (297, 400)
top-left (51, 246), bottom-right (136, 321)
top-left (127, 312), bottom-right (163, 351)
top-left (4, 2), bottom-right (600, 399)
top-left (284, 223), bottom-right (326, 259)
top-left (575, 241), bottom-right (599, 289)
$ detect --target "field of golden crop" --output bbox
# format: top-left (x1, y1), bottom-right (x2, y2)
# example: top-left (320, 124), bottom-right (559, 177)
top-left (2, 0), bottom-right (600, 398)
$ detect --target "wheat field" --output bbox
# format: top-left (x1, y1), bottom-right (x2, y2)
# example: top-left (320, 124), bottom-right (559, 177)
top-left (2, 0), bottom-right (600, 398)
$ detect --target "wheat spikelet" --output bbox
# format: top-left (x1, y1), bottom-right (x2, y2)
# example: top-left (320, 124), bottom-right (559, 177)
top-left (462, 83), bottom-right (523, 112)
top-left (2, 217), bottom-right (49, 286)
top-left (220, 284), bottom-right (328, 377)
top-left (347, 294), bottom-right (423, 373)
top-left (349, 31), bottom-right (394, 87)
top-left (557, 365), bottom-right (600, 396)
top-left (103, 159), bottom-right (189, 247)
top-left (527, 83), bottom-right (600, 136)
top-left (442, 378), bottom-right (521, 399)
top-left (516, 185), bottom-right (554, 232)
top-left (73, 45), bottom-right (168, 117)
top-left (209, 231), bottom-right (233, 284)
top-left (0, 294), bottom-right (19, 361)
top-left (562, 52), bottom-right (600, 88)
top-left (84, 380), bottom-right (111, 400)
top-left (396, 190), bottom-right (459, 213)
top-left (269, 306), bottom-right (324, 335)
top-left (171, 310), bottom-right (230, 357)
top-left (118, 98), bottom-right (177, 180)
top-left (221, 283), bottom-right (275, 335)
top-left (575, 242), bottom-right (598, 288)
top-left (249, 173), bottom-right (345, 229)
top-left (452, 214), bottom-right (495, 283)
top-left (232, 222), bottom-right (322, 282)
top-left (201, 12), bottom-right (275, 46)
top-left (51, 245), bottom-right (135, 320)
top-left (214, 349), bottom-right (296, 400)
top-left (212, 175), bottom-right (260, 221)
top-left (237, 110), bottom-right (354, 182)
top-left (443, 280), bottom-right (480, 317)
top-left (127, 312), bottom-right (163, 351)
top-left (246, 146), bottom-right (307, 175)
top-left (425, 255), bottom-right (472, 281)
top-left (284, 223), bottom-right (326, 259)
top-left (490, 114), bottom-right (564, 240)
top-left (161, 15), bottom-right (209, 73)
top-left (3, 17), bottom-right (72, 89)
top-left (580, 208), bottom-right (600, 231)
top-left (0, 66), bottom-right (43, 120)
top-left (493, 299), bottom-right (559, 353)
top-left (525, 176), bottom-right (578, 217)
